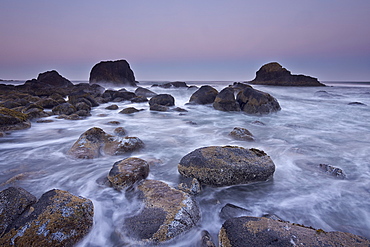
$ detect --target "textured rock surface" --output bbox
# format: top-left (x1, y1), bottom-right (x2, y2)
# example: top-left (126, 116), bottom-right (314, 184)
top-left (108, 157), bottom-right (149, 190)
top-left (89, 60), bottom-right (136, 86)
top-left (135, 87), bottom-right (157, 97)
top-left (37, 70), bottom-right (74, 88)
top-left (319, 164), bottom-right (346, 179)
top-left (149, 94), bottom-right (175, 106)
top-left (189, 85), bottom-right (218, 104)
top-left (213, 87), bottom-right (240, 111)
top-left (125, 180), bottom-right (200, 243)
top-left (178, 146), bottom-right (275, 186)
top-left (236, 87), bottom-right (281, 115)
top-left (219, 216), bottom-right (370, 247)
top-left (229, 127), bottom-right (254, 141)
top-left (0, 189), bottom-right (94, 247)
top-left (0, 107), bottom-right (31, 131)
top-left (250, 62), bottom-right (325, 86)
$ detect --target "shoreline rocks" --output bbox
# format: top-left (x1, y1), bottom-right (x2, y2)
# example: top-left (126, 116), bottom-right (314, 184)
top-left (89, 60), bottom-right (137, 86)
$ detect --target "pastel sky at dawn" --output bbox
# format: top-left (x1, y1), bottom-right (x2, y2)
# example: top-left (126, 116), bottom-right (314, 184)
top-left (1, 0), bottom-right (370, 81)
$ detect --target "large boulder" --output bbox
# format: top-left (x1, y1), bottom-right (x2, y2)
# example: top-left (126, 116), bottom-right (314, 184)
top-left (236, 87), bottom-right (281, 115)
top-left (68, 127), bottom-right (144, 159)
top-left (37, 70), bottom-right (74, 88)
top-left (89, 60), bottom-right (137, 86)
top-left (108, 157), bottom-right (150, 190)
top-left (189, 85), bottom-right (218, 105)
top-left (0, 107), bottom-right (30, 131)
top-left (250, 62), bottom-right (325, 86)
top-left (124, 180), bottom-right (200, 243)
top-left (178, 146), bottom-right (275, 186)
top-left (0, 189), bottom-right (94, 247)
top-left (213, 87), bottom-right (240, 111)
top-left (219, 216), bottom-right (370, 247)
top-left (135, 87), bottom-right (157, 97)
top-left (149, 94), bottom-right (175, 107)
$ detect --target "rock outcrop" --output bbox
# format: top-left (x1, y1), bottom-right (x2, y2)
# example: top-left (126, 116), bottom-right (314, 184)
top-left (219, 216), bottom-right (370, 247)
top-left (189, 86), bottom-right (218, 105)
top-left (178, 146), bottom-right (275, 186)
top-left (124, 180), bottom-right (200, 244)
top-left (0, 188), bottom-right (93, 247)
top-left (236, 87), bottom-right (281, 115)
top-left (249, 62), bottom-right (325, 86)
top-left (89, 60), bottom-right (137, 86)
top-left (37, 70), bottom-right (74, 88)
top-left (0, 107), bottom-right (31, 131)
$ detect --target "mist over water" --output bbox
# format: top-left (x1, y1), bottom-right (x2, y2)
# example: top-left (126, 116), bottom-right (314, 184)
top-left (1, 81), bottom-right (370, 246)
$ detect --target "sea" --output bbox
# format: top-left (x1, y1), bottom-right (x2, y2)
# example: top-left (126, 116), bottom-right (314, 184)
top-left (0, 80), bottom-right (370, 246)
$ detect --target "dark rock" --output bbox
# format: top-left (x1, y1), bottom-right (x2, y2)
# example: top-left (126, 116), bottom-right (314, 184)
top-left (75, 102), bottom-right (91, 112)
top-left (0, 107), bottom-right (31, 131)
top-left (229, 127), bottom-right (254, 141)
top-left (114, 127), bottom-right (126, 137)
top-left (89, 60), bottom-right (137, 86)
top-left (236, 87), bottom-right (281, 115)
top-left (219, 203), bottom-right (251, 220)
top-left (149, 94), bottom-right (175, 106)
top-left (119, 107), bottom-right (141, 114)
top-left (24, 108), bottom-right (49, 119)
top-left (108, 157), bottom-right (150, 190)
top-left (219, 216), bottom-right (370, 247)
top-left (130, 95), bottom-right (148, 103)
top-left (68, 91), bottom-right (99, 107)
top-left (35, 98), bottom-right (60, 109)
top-left (178, 146), bottom-right (275, 186)
top-left (249, 62), bottom-right (325, 86)
top-left (135, 87), bottom-right (157, 97)
top-left (231, 82), bottom-right (253, 92)
top-left (124, 180), bottom-right (200, 243)
top-left (348, 101), bottom-right (367, 106)
top-left (52, 103), bottom-right (76, 115)
top-left (150, 104), bottom-right (169, 112)
top-left (200, 230), bottom-right (216, 247)
top-left (159, 81), bottom-right (188, 88)
top-left (213, 87), bottom-right (240, 111)
top-left (0, 187), bottom-right (37, 236)
top-left (173, 107), bottom-right (188, 112)
top-left (114, 137), bottom-right (144, 154)
top-left (0, 189), bottom-right (93, 247)
top-left (319, 164), bottom-right (346, 179)
top-left (50, 93), bottom-right (66, 104)
top-left (105, 104), bottom-right (119, 110)
top-left (189, 85), bottom-right (218, 105)
top-left (37, 70), bottom-right (74, 88)
top-left (72, 83), bottom-right (105, 97)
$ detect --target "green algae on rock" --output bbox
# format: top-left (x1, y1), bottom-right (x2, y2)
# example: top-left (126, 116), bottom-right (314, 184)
top-left (0, 107), bottom-right (30, 131)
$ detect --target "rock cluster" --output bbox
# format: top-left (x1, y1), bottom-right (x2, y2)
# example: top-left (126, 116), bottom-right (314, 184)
top-left (0, 187), bottom-right (93, 246)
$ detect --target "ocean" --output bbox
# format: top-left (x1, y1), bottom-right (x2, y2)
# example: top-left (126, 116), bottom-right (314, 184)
top-left (1, 80), bottom-right (370, 246)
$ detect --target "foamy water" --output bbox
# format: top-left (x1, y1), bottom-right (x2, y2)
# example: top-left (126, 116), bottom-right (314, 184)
top-left (1, 81), bottom-right (370, 246)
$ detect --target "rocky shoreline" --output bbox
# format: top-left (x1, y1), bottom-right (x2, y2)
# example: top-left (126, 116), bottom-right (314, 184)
top-left (1, 60), bottom-right (368, 246)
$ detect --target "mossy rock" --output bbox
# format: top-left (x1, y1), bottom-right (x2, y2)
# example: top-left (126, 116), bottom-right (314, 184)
top-left (0, 107), bottom-right (30, 131)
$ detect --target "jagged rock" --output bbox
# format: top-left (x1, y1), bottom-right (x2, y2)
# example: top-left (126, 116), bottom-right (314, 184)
top-left (219, 216), bottom-right (370, 247)
top-left (149, 94), bottom-right (175, 107)
top-left (107, 157), bottom-right (149, 190)
top-left (0, 187), bottom-right (37, 237)
top-left (124, 180), bottom-right (200, 243)
top-left (219, 203), bottom-right (251, 220)
top-left (229, 127), bottom-right (254, 141)
top-left (68, 127), bottom-right (144, 159)
top-left (189, 85), bottom-right (218, 105)
top-left (135, 87), bottom-right (157, 97)
top-left (89, 60), bottom-right (137, 86)
top-left (37, 70), bottom-right (74, 88)
top-left (249, 62), bottom-right (325, 86)
top-left (0, 189), bottom-right (94, 247)
top-left (178, 146), bottom-right (275, 186)
top-left (52, 103), bottom-right (76, 115)
top-left (213, 87), bottom-right (240, 111)
top-left (0, 107), bottom-right (31, 131)
top-left (236, 87), bottom-right (281, 115)
top-left (319, 164), bottom-right (346, 179)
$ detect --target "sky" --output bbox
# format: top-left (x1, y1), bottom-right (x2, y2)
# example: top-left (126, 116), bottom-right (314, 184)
top-left (1, 0), bottom-right (370, 82)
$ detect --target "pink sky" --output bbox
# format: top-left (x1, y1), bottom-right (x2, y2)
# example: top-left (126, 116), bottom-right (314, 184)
top-left (1, 0), bottom-right (369, 81)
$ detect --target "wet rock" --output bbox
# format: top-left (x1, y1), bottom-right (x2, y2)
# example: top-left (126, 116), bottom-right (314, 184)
top-left (108, 157), bottom-right (149, 190)
top-left (24, 107), bottom-right (49, 120)
top-left (130, 95), bottom-right (148, 103)
top-left (0, 107), bottom-right (31, 131)
top-left (178, 146), bottom-right (275, 186)
top-left (0, 187), bottom-right (37, 236)
top-left (173, 107), bottom-right (188, 112)
top-left (135, 87), bottom-right (157, 97)
top-left (68, 127), bottom-right (144, 159)
top-left (229, 127), bottom-right (254, 141)
top-left (178, 178), bottom-right (201, 195)
top-left (230, 82), bottom-right (253, 92)
top-left (150, 104), bottom-right (169, 112)
top-left (219, 216), bottom-right (370, 247)
top-left (89, 59), bottom-right (137, 86)
top-left (200, 230), bottom-right (216, 247)
top-left (236, 87), bottom-right (281, 115)
top-left (0, 189), bottom-right (94, 247)
top-left (219, 203), bottom-right (251, 220)
top-left (75, 102), bottom-right (91, 112)
top-left (37, 70), bottom-right (74, 88)
top-left (149, 94), bottom-right (175, 107)
top-left (125, 180), bottom-right (200, 243)
top-left (348, 101), bottom-right (367, 106)
top-left (319, 164), bottom-right (346, 179)
top-left (213, 87), bottom-right (240, 111)
top-left (35, 98), bottom-right (60, 109)
top-left (159, 81), bottom-right (188, 88)
top-left (189, 85), bottom-right (218, 105)
top-left (114, 127), bottom-right (126, 136)
top-left (105, 104), bottom-right (119, 110)
top-left (52, 103), bottom-right (76, 115)
top-left (119, 107), bottom-right (142, 114)
top-left (249, 62), bottom-right (325, 86)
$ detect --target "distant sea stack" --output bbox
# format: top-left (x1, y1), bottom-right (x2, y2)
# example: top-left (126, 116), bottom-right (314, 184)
top-left (89, 59), bottom-right (137, 86)
top-left (249, 62), bottom-right (325, 86)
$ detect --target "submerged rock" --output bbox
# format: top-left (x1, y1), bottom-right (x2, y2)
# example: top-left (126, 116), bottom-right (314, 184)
top-left (229, 127), bottom-right (254, 141)
top-left (178, 146), bottom-right (275, 186)
top-left (236, 87), bottom-right (281, 115)
top-left (249, 62), bottom-right (325, 86)
top-left (219, 216), bottom-right (370, 247)
top-left (119, 107), bottom-right (142, 114)
top-left (319, 164), bottom-right (346, 179)
top-left (189, 85), bottom-right (218, 105)
top-left (89, 60), bottom-right (137, 86)
top-left (0, 189), bottom-right (94, 247)
top-left (0, 107), bottom-right (31, 131)
top-left (124, 180), bottom-right (200, 243)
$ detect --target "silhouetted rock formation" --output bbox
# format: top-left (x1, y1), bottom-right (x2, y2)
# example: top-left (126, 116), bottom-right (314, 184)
top-left (89, 60), bottom-right (137, 86)
top-left (250, 62), bottom-right (325, 86)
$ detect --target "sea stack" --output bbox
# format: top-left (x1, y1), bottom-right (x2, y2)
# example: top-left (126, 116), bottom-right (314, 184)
top-left (249, 62), bottom-right (325, 86)
top-left (89, 59), bottom-right (137, 86)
